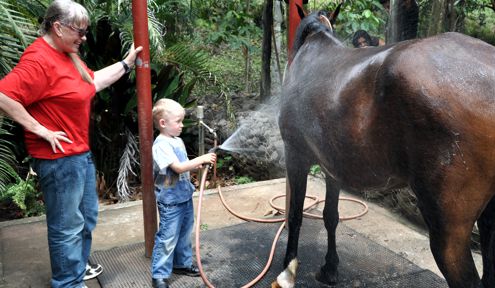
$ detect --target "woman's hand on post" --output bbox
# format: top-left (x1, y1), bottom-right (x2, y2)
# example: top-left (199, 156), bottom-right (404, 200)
top-left (123, 44), bottom-right (143, 69)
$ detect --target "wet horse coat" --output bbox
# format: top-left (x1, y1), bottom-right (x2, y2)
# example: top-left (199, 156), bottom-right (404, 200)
top-left (278, 9), bottom-right (495, 288)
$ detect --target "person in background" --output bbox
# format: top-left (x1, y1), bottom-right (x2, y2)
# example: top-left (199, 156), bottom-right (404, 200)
top-left (352, 30), bottom-right (384, 48)
top-left (150, 98), bottom-right (216, 288)
top-left (0, 0), bottom-right (142, 287)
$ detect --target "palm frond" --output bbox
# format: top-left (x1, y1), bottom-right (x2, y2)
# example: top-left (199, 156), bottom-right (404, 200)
top-left (116, 4), bottom-right (167, 59)
top-left (0, 0), bottom-right (38, 75)
top-left (0, 119), bottom-right (20, 193)
top-left (159, 43), bottom-right (212, 81)
top-left (147, 0), bottom-right (167, 56)
top-left (157, 44), bottom-right (236, 123)
top-left (116, 129), bottom-right (140, 202)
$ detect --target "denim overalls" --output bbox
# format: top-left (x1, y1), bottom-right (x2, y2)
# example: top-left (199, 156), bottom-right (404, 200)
top-left (151, 136), bottom-right (196, 280)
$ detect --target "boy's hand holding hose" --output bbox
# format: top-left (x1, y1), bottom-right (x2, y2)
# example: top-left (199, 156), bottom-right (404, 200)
top-left (197, 152), bottom-right (216, 170)
top-left (203, 153), bottom-right (217, 166)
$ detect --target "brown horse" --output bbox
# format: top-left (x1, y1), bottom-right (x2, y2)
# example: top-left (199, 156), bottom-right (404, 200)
top-left (276, 6), bottom-right (495, 288)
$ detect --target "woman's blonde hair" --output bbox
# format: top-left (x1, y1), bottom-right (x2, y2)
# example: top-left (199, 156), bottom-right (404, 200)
top-left (40, 0), bottom-right (93, 84)
top-left (152, 99), bottom-right (185, 129)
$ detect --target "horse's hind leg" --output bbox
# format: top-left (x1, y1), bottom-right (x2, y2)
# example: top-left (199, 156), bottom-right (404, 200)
top-left (477, 195), bottom-right (495, 287)
top-left (413, 179), bottom-right (482, 288)
top-left (315, 176), bottom-right (341, 285)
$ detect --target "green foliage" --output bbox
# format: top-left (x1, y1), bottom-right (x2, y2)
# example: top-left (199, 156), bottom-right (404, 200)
top-left (463, 1), bottom-right (495, 45)
top-left (1, 173), bottom-right (44, 217)
top-left (331, 0), bottom-right (387, 41)
top-left (309, 164), bottom-right (321, 176)
top-left (197, 10), bottom-right (262, 49)
top-left (216, 155), bottom-right (233, 170)
top-left (200, 223), bottom-right (209, 231)
top-left (150, 0), bottom-right (193, 43)
top-left (0, 119), bottom-right (17, 192)
top-left (0, 0), bottom-right (40, 76)
top-left (234, 175), bottom-right (254, 185)
top-left (192, 0), bottom-right (263, 51)
top-left (0, 115), bottom-right (43, 220)
top-left (417, 0), bottom-right (495, 40)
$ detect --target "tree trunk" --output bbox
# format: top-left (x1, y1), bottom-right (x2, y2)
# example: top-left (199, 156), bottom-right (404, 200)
top-left (388, 0), bottom-right (419, 43)
top-left (446, 0), bottom-right (463, 31)
top-left (260, 0), bottom-right (273, 101)
top-left (272, 0), bottom-right (284, 93)
top-left (244, 46), bottom-right (251, 93)
top-left (244, 0), bottom-right (253, 93)
top-left (426, 0), bottom-right (463, 36)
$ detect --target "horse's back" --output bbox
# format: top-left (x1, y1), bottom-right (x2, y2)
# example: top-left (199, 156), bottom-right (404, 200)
top-left (379, 32), bottom-right (495, 189)
top-left (386, 32), bottom-right (495, 147)
top-left (280, 31), bottom-right (495, 191)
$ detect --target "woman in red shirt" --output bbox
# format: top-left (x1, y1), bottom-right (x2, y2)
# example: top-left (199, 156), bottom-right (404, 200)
top-left (0, 0), bottom-right (142, 287)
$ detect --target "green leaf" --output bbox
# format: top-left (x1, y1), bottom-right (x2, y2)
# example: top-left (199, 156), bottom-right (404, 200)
top-left (161, 74), bottom-right (180, 99)
top-left (0, 0), bottom-right (39, 75)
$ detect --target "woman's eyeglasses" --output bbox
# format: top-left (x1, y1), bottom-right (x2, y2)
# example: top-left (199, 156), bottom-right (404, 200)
top-left (61, 22), bottom-right (88, 37)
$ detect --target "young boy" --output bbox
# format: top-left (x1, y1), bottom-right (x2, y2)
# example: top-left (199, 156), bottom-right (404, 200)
top-left (150, 98), bottom-right (216, 288)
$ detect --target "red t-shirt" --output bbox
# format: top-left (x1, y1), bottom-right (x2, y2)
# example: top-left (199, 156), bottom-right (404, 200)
top-left (0, 37), bottom-right (95, 159)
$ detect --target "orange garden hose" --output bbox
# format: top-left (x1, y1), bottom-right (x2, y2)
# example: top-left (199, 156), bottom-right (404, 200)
top-left (194, 167), bottom-right (369, 288)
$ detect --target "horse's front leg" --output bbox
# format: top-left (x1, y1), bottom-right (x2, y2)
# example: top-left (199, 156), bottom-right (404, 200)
top-left (315, 175), bottom-right (341, 285)
top-left (275, 147), bottom-right (311, 288)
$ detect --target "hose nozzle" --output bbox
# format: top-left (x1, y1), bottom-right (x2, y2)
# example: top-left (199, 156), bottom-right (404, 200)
top-left (208, 146), bottom-right (221, 154)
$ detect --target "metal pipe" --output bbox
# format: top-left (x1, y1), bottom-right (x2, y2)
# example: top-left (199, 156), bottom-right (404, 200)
top-left (197, 106), bottom-right (205, 156)
top-left (197, 106), bottom-right (205, 184)
top-left (132, 0), bottom-right (156, 258)
top-left (199, 120), bottom-right (216, 135)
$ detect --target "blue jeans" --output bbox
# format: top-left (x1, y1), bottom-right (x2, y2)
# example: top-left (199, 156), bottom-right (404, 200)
top-left (32, 152), bottom-right (98, 288)
top-left (151, 199), bottom-right (194, 279)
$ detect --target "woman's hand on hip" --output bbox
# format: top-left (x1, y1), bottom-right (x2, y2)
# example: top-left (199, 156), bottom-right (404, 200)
top-left (36, 127), bottom-right (73, 154)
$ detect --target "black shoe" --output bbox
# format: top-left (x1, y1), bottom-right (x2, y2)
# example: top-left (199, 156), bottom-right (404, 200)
top-left (172, 265), bottom-right (200, 277)
top-left (152, 278), bottom-right (169, 288)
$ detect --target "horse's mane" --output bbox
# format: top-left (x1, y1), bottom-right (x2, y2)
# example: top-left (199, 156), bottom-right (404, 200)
top-left (290, 11), bottom-right (342, 62)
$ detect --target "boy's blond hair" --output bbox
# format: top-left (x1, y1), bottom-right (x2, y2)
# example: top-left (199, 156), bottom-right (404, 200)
top-left (152, 98), bottom-right (185, 129)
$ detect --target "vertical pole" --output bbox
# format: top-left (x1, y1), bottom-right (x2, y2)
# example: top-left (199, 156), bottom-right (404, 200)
top-left (132, 0), bottom-right (156, 258)
top-left (287, 0), bottom-right (303, 62)
top-left (197, 106), bottom-right (205, 184)
top-left (197, 106), bottom-right (205, 156)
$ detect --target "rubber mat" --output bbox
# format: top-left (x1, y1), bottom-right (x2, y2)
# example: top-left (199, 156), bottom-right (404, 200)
top-left (90, 219), bottom-right (448, 287)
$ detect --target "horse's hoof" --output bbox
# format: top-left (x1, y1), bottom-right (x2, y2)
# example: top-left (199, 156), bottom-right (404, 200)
top-left (315, 267), bottom-right (338, 286)
top-left (275, 259), bottom-right (298, 288)
top-left (274, 274), bottom-right (294, 288)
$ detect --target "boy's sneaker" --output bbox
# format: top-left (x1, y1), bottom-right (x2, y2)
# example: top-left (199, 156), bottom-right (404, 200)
top-left (172, 265), bottom-right (200, 277)
top-left (83, 263), bottom-right (103, 280)
top-left (152, 278), bottom-right (170, 288)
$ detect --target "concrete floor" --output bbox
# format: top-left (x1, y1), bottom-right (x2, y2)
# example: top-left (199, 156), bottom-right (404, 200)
top-left (0, 177), bottom-right (483, 287)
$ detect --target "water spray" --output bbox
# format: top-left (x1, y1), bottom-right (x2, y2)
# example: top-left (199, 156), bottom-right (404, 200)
top-left (193, 107), bottom-right (368, 288)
